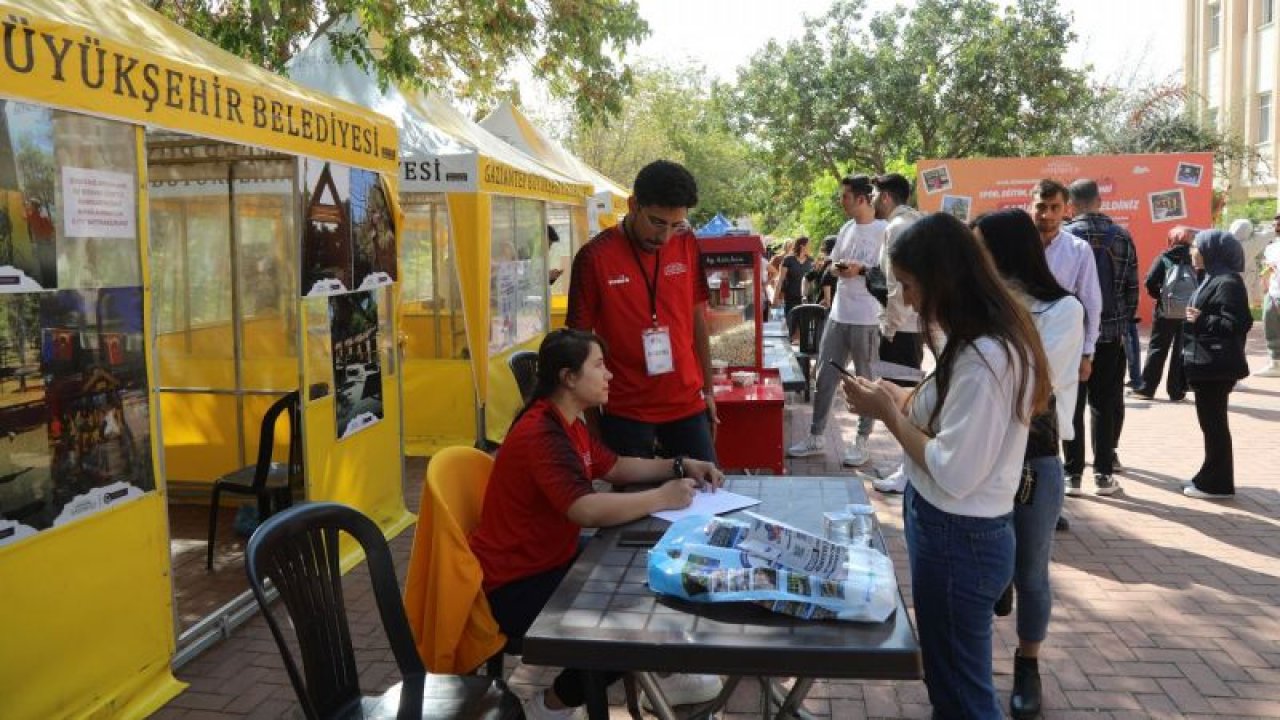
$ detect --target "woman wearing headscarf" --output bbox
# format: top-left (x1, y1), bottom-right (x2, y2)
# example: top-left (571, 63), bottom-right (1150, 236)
top-left (973, 210), bottom-right (1084, 719)
top-left (1181, 229), bottom-right (1253, 499)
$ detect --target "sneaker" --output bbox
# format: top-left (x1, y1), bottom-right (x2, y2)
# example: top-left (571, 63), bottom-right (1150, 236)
top-left (1065, 474), bottom-right (1083, 497)
top-left (841, 434), bottom-right (870, 467)
top-left (1094, 474), bottom-right (1121, 496)
top-left (1055, 514), bottom-right (1071, 532)
top-left (1111, 454), bottom-right (1123, 472)
top-left (1125, 388), bottom-right (1154, 400)
top-left (787, 434), bottom-right (826, 458)
top-left (1183, 486), bottom-right (1234, 500)
top-left (872, 468), bottom-right (907, 494)
top-left (642, 674), bottom-right (723, 708)
top-left (1255, 363), bottom-right (1280, 378)
top-left (523, 691), bottom-right (581, 720)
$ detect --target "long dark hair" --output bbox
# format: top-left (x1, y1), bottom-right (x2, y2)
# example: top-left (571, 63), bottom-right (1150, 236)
top-left (891, 213), bottom-right (1050, 429)
top-left (509, 328), bottom-right (606, 430)
top-left (973, 209), bottom-right (1070, 303)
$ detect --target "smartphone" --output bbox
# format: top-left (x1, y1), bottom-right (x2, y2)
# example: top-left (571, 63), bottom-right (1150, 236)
top-left (832, 261), bottom-right (849, 270)
top-left (618, 529), bottom-right (665, 548)
top-left (828, 360), bottom-right (857, 379)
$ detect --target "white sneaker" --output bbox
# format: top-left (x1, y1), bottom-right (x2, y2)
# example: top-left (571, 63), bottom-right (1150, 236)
top-left (872, 468), bottom-right (907, 494)
top-left (1255, 362), bottom-right (1280, 378)
top-left (787, 434), bottom-right (826, 457)
top-left (643, 674), bottom-right (723, 708)
top-left (841, 435), bottom-right (870, 467)
top-left (522, 690), bottom-right (581, 720)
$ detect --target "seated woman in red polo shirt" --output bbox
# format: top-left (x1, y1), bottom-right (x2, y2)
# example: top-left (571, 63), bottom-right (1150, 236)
top-left (470, 328), bottom-right (726, 720)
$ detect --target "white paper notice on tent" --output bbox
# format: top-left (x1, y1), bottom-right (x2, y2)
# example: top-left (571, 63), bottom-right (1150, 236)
top-left (871, 360), bottom-right (926, 383)
top-left (651, 489), bottom-right (761, 523)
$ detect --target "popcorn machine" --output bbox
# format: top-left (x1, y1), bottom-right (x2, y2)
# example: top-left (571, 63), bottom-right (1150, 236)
top-left (697, 234), bottom-right (785, 473)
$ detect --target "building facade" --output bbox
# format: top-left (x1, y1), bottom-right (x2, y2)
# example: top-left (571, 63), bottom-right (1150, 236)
top-left (1185, 0), bottom-right (1279, 200)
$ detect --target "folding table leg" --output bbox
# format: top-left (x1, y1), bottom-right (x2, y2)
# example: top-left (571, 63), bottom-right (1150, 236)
top-left (582, 669), bottom-right (611, 720)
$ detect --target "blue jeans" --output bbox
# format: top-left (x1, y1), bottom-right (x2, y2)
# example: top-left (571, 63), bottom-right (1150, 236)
top-left (599, 409), bottom-right (717, 462)
top-left (1123, 320), bottom-right (1142, 385)
top-left (1013, 455), bottom-right (1064, 644)
top-left (905, 485), bottom-right (1014, 720)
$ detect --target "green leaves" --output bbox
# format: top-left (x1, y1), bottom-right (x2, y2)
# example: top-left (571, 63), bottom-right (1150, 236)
top-left (156, 0), bottom-right (649, 125)
top-left (728, 0), bottom-right (1089, 217)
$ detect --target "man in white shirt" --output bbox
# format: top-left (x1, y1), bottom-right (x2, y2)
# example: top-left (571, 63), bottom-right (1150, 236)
top-left (789, 175), bottom-right (887, 466)
top-left (1032, 179), bottom-right (1102, 531)
top-left (1258, 210), bottom-right (1280, 377)
top-left (869, 173), bottom-right (923, 493)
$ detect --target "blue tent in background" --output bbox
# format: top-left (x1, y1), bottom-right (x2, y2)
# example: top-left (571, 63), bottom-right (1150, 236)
top-left (696, 213), bottom-right (734, 237)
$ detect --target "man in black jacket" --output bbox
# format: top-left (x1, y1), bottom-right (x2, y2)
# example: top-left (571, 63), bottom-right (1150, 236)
top-left (1130, 225), bottom-right (1196, 401)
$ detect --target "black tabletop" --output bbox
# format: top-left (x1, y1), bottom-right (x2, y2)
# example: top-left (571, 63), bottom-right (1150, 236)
top-left (521, 476), bottom-right (921, 680)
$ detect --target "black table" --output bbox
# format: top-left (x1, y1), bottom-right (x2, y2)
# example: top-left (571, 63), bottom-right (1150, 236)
top-left (521, 476), bottom-right (921, 719)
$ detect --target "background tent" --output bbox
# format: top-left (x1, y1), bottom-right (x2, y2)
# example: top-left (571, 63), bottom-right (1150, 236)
top-left (288, 25), bottom-right (591, 451)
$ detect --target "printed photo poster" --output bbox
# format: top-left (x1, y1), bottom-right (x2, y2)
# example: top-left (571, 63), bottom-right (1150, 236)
top-left (916, 152), bottom-right (1215, 322)
top-left (301, 159), bottom-right (353, 296)
top-left (329, 290), bottom-right (383, 439)
top-left (0, 287), bottom-right (154, 547)
top-left (0, 101), bottom-right (58, 291)
top-left (350, 169), bottom-right (397, 290)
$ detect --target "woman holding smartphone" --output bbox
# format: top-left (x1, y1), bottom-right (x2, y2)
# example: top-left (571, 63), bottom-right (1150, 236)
top-left (974, 209), bottom-right (1084, 718)
top-left (470, 328), bottom-right (725, 719)
top-left (843, 213), bottom-right (1050, 719)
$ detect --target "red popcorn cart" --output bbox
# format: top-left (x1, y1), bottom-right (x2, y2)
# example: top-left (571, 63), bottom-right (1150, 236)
top-left (698, 234), bottom-right (785, 473)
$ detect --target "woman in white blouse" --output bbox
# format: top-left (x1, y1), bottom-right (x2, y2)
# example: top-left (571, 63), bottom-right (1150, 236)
top-left (974, 209), bottom-right (1084, 719)
top-left (845, 212), bottom-right (1051, 719)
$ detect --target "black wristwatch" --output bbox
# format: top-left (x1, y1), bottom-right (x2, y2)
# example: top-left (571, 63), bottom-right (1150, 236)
top-left (672, 456), bottom-right (686, 479)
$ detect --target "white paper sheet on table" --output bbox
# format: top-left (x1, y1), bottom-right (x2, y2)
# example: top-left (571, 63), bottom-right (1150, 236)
top-left (651, 489), bottom-right (761, 522)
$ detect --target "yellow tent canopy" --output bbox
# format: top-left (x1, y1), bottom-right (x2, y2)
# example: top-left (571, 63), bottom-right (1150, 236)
top-left (287, 21), bottom-right (591, 448)
top-left (480, 100), bottom-right (630, 232)
top-left (0, 0), bottom-right (397, 173)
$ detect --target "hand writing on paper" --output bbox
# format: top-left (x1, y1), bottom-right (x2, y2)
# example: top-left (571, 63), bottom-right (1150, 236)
top-left (684, 458), bottom-right (725, 493)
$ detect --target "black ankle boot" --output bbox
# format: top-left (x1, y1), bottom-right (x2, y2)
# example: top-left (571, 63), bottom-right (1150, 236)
top-left (1010, 651), bottom-right (1042, 719)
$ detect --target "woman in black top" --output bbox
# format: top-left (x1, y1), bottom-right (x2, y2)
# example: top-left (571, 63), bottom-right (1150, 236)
top-left (774, 236), bottom-right (813, 337)
top-left (1182, 229), bottom-right (1252, 499)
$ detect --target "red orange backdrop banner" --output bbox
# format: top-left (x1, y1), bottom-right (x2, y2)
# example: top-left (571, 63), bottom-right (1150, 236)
top-left (916, 153), bottom-right (1215, 321)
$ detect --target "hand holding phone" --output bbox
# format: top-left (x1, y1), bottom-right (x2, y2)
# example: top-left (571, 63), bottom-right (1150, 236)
top-left (828, 360), bottom-right (856, 379)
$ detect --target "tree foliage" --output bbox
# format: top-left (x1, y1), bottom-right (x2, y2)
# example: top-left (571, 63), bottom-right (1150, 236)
top-left (153, 0), bottom-right (650, 123)
top-left (564, 64), bottom-right (764, 225)
top-left (1080, 82), bottom-right (1271, 194)
top-left (727, 0), bottom-right (1091, 214)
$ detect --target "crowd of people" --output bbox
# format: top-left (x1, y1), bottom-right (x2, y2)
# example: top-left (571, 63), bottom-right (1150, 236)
top-left (465, 157), bottom-right (1277, 720)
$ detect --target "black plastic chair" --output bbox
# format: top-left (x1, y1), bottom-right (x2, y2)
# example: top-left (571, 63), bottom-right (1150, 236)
top-left (246, 502), bottom-right (516, 720)
top-left (507, 351), bottom-right (538, 405)
top-left (788, 304), bottom-right (828, 401)
top-left (207, 390), bottom-right (301, 570)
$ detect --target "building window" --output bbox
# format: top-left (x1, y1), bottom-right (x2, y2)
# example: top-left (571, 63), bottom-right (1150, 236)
top-left (1263, 0), bottom-right (1276, 25)
top-left (1261, 92), bottom-right (1273, 143)
top-left (1210, 3), bottom-right (1221, 47)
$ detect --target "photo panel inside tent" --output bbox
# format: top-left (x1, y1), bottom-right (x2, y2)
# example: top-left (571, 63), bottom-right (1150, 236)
top-left (0, 101), bottom-right (57, 291)
top-left (1, 288), bottom-right (154, 546)
top-left (350, 169), bottom-right (397, 290)
top-left (329, 289), bottom-right (383, 439)
top-left (301, 159), bottom-right (353, 296)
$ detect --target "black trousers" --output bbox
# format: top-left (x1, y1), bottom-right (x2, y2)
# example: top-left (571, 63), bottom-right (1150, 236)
top-left (487, 564), bottom-right (623, 707)
top-left (1189, 380), bottom-right (1235, 495)
top-left (1138, 317), bottom-right (1186, 400)
top-left (1064, 340), bottom-right (1125, 477)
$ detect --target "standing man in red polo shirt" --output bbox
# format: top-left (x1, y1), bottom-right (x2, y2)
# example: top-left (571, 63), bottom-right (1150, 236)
top-left (567, 159), bottom-right (718, 462)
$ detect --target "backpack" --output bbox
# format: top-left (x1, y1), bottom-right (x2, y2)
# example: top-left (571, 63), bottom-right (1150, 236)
top-left (1159, 259), bottom-right (1198, 320)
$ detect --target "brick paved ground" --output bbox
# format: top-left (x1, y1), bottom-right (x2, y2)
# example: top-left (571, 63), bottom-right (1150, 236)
top-left (154, 327), bottom-right (1280, 719)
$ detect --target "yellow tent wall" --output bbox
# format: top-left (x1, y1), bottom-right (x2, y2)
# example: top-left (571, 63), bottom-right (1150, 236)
top-left (0, 1), bottom-right (405, 717)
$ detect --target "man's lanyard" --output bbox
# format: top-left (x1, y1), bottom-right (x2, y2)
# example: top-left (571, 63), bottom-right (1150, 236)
top-left (624, 218), bottom-right (662, 326)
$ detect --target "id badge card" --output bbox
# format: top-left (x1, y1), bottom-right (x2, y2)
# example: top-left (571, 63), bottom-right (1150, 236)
top-left (642, 326), bottom-right (675, 375)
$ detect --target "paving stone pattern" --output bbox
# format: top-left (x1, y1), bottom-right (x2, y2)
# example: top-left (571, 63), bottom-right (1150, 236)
top-left (154, 329), bottom-right (1280, 719)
